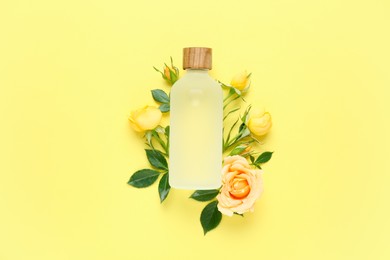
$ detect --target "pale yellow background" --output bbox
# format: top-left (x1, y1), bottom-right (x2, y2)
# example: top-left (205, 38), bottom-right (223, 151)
top-left (1, 0), bottom-right (389, 259)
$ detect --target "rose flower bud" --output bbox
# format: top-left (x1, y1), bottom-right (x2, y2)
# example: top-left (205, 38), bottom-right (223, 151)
top-left (128, 106), bottom-right (162, 132)
top-left (230, 71), bottom-right (251, 91)
top-left (164, 65), bottom-right (172, 80)
top-left (154, 58), bottom-right (179, 85)
top-left (247, 108), bottom-right (272, 136)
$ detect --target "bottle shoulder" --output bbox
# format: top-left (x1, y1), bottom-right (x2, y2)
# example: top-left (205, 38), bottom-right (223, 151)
top-left (171, 73), bottom-right (222, 92)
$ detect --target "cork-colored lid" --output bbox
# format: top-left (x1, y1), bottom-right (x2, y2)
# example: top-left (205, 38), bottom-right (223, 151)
top-left (183, 47), bottom-right (212, 70)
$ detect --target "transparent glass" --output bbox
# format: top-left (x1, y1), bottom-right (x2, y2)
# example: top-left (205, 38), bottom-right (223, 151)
top-left (169, 69), bottom-right (223, 189)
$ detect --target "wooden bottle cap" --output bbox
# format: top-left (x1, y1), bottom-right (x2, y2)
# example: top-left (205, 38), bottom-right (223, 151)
top-left (183, 47), bottom-right (212, 70)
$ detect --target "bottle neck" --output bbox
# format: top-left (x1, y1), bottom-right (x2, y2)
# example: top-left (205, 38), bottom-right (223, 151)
top-left (185, 69), bottom-right (209, 76)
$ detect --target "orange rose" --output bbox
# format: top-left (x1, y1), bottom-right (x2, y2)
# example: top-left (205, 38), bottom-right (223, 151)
top-left (217, 155), bottom-right (263, 216)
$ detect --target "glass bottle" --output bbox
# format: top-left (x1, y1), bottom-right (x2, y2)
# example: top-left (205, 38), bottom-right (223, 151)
top-left (169, 47), bottom-right (223, 189)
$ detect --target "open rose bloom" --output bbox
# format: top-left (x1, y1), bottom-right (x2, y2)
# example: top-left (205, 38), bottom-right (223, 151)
top-left (217, 155), bottom-right (263, 216)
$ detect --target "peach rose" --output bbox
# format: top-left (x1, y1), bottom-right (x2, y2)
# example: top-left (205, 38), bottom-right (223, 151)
top-left (217, 155), bottom-right (263, 216)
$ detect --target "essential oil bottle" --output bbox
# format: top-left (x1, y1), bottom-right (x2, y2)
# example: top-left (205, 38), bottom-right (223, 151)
top-left (169, 47), bottom-right (223, 189)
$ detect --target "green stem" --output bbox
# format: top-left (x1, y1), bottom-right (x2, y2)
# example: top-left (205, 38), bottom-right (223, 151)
top-left (223, 94), bottom-right (240, 110)
top-left (223, 92), bottom-right (233, 102)
top-left (152, 132), bottom-right (169, 156)
top-left (166, 139), bottom-right (169, 157)
top-left (223, 135), bottom-right (252, 153)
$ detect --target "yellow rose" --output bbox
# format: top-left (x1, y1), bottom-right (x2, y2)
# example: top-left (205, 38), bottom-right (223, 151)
top-left (248, 108), bottom-right (272, 136)
top-left (128, 106), bottom-right (162, 132)
top-left (217, 155), bottom-right (263, 216)
top-left (230, 71), bottom-right (251, 91)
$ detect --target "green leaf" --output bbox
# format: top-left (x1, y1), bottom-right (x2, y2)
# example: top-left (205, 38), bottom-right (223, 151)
top-left (151, 89), bottom-right (170, 104)
top-left (145, 149), bottom-right (168, 170)
top-left (165, 125), bottom-right (170, 156)
top-left (169, 69), bottom-right (178, 84)
top-left (158, 173), bottom-right (170, 203)
top-left (150, 131), bottom-right (168, 155)
top-left (254, 164), bottom-right (262, 170)
top-left (145, 130), bottom-right (153, 147)
top-left (229, 144), bottom-right (247, 156)
top-left (200, 201), bottom-right (222, 235)
top-left (238, 127), bottom-right (251, 141)
top-left (255, 151), bottom-right (273, 164)
top-left (241, 105), bottom-right (252, 123)
top-left (220, 82), bottom-right (230, 89)
top-left (249, 155), bottom-right (255, 164)
top-left (232, 124), bottom-right (250, 144)
top-left (164, 125), bottom-right (170, 138)
top-left (128, 169), bottom-right (160, 188)
top-left (238, 122), bottom-right (246, 133)
top-left (190, 189), bottom-right (219, 201)
top-left (233, 87), bottom-right (242, 96)
top-left (228, 86), bottom-right (236, 96)
top-left (159, 103), bottom-right (170, 113)
top-left (155, 126), bottom-right (165, 134)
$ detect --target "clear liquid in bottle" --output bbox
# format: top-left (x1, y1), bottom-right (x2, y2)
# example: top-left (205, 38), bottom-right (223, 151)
top-left (169, 48), bottom-right (223, 190)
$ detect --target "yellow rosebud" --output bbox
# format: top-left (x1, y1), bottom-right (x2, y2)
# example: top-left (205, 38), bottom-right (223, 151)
top-left (230, 71), bottom-right (251, 91)
top-left (248, 109), bottom-right (272, 136)
top-left (128, 106), bottom-right (162, 132)
top-left (154, 57), bottom-right (179, 85)
top-left (229, 144), bottom-right (252, 156)
top-left (164, 65), bottom-right (171, 80)
top-left (243, 145), bottom-right (252, 154)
